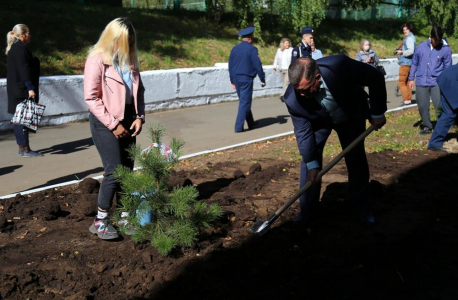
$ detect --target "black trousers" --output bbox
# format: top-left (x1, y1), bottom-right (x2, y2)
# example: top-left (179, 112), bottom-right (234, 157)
top-left (90, 106), bottom-right (136, 210)
top-left (298, 118), bottom-right (370, 220)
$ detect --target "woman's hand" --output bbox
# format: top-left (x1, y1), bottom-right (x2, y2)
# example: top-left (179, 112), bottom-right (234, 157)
top-left (28, 90), bottom-right (36, 99)
top-left (112, 123), bottom-right (130, 139)
top-left (130, 119), bottom-right (143, 137)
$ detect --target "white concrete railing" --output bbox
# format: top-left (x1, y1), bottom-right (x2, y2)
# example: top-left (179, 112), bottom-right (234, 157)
top-left (1, 55), bottom-right (457, 130)
top-left (0, 65), bottom-right (280, 130)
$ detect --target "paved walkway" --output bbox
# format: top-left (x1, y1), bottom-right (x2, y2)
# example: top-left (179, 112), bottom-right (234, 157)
top-left (0, 81), bottom-right (410, 197)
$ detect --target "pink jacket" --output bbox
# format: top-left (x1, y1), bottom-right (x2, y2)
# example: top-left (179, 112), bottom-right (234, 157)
top-left (84, 54), bottom-right (145, 130)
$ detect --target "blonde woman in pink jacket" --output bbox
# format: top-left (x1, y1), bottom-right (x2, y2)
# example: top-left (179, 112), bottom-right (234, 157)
top-left (84, 18), bottom-right (145, 240)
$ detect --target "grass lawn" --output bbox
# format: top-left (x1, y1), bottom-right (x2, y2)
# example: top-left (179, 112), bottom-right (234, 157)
top-left (323, 106), bottom-right (441, 158)
top-left (1, 0), bottom-right (457, 77)
top-left (245, 106), bottom-right (454, 163)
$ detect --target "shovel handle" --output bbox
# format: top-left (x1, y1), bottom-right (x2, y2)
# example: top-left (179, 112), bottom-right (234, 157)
top-left (274, 125), bottom-right (376, 217)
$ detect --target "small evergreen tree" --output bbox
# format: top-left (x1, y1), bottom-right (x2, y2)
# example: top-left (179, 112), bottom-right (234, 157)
top-left (113, 125), bottom-right (224, 255)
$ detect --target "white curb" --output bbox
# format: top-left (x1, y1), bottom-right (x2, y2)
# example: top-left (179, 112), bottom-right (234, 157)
top-left (0, 104), bottom-right (415, 200)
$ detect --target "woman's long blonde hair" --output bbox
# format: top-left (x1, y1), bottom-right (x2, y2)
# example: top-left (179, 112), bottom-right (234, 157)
top-left (279, 38), bottom-right (291, 51)
top-left (5, 24), bottom-right (28, 55)
top-left (88, 18), bottom-right (139, 69)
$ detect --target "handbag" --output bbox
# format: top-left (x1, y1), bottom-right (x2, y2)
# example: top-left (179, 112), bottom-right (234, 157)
top-left (376, 65), bottom-right (386, 76)
top-left (10, 98), bottom-right (46, 131)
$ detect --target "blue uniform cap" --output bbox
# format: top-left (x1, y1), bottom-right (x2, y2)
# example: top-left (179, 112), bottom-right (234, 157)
top-left (238, 26), bottom-right (255, 37)
top-left (301, 27), bottom-right (314, 35)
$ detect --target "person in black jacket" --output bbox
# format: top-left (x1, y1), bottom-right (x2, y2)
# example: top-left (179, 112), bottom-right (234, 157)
top-left (6, 24), bottom-right (42, 157)
top-left (284, 56), bottom-right (387, 225)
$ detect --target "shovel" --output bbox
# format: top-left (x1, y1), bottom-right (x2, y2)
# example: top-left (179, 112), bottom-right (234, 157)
top-left (249, 125), bottom-right (376, 235)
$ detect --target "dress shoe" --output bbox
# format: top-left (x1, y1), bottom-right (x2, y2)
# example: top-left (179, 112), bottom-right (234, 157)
top-left (234, 129), bottom-right (244, 133)
top-left (248, 121), bottom-right (259, 130)
top-left (427, 146), bottom-right (449, 152)
top-left (419, 128), bottom-right (432, 136)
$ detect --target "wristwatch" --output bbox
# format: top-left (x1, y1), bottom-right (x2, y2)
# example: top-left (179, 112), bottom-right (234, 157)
top-left (136, 115), bottom-right (145, 124)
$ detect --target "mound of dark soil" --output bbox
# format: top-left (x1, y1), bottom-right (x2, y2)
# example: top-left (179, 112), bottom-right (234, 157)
top-left (1, 148), bottom-right (457, 300)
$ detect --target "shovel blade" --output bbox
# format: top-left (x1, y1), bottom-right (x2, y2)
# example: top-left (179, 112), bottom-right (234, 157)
top-left (248, 219), bottom-right (264, 233)
top-left (248, 219), bottom-right (271, 235)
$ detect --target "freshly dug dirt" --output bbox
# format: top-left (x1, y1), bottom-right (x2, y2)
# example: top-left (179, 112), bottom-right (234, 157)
top-left (78, 178), bottom-right (100, 195)
top-left (1, 136), bottom-right (457, 300)
top-left (248, 162), bottom-right (262, 174)
top-left (233, 169), bottom-right (245, 179)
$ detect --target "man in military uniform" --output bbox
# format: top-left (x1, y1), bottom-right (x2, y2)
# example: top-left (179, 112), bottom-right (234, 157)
top-left (291, 26), bottom-right (314, 63)
top-left (228, 26), bottom-right (266, 133)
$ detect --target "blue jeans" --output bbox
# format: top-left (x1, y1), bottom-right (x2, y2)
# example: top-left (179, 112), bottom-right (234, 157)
top-left (13, 124), bottom-right (29, 147)
top-left (90, 107), bottom-right (136, 210)
top-left (234, 78), bottom-right (255, 132)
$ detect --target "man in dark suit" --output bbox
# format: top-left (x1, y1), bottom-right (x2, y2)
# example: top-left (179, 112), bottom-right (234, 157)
top-left (428, 64), bottom-right (458, 152)
top-left (228, 26), bottom-right (266, 133)
top-left (284, 55), bottom-right (387, 225)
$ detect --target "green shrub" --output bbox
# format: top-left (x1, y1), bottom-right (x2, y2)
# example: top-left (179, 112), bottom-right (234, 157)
top-left (113, 125), bottom-right (224, 255)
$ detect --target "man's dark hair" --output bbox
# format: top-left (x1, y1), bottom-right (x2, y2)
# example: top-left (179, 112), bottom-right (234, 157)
top-left (401, 23), bottom-right (414, 33)
top-left (288, 57), bottom-right (318, 86)
top-left (430, 26), bottom-right (444, 41)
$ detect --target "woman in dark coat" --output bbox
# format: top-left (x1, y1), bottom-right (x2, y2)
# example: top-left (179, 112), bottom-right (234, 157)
top-left (6, 24), bottom-right (42, 157)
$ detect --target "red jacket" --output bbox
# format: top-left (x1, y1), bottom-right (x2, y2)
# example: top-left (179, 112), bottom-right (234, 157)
top-left (84, 53), bottom-right (145, 130)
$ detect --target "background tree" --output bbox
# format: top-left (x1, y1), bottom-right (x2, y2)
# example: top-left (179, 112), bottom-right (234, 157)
top-left (205, 0), bottom-right (225, 22)
top-left (232, 0), bottom-right (326, 45)
top-left (277, 0), bottom-right (327, 32)
top-left (232, 0), bottom-right (266, 45)
top-left (334, 0), bottom-right (458, 37)
top-left (410, 0), bottom-right (458, 37)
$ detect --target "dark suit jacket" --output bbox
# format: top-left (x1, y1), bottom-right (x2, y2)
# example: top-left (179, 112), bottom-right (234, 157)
top-left (437, 63), bottom-right (458, 110)
top-left (284, 55), bottom-right (387, 164)
top-left (6, 40), bottom-right (40, 114)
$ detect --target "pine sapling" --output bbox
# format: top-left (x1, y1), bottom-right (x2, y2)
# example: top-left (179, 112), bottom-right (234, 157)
top-left (113, 124), bottom-right (224, 255)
